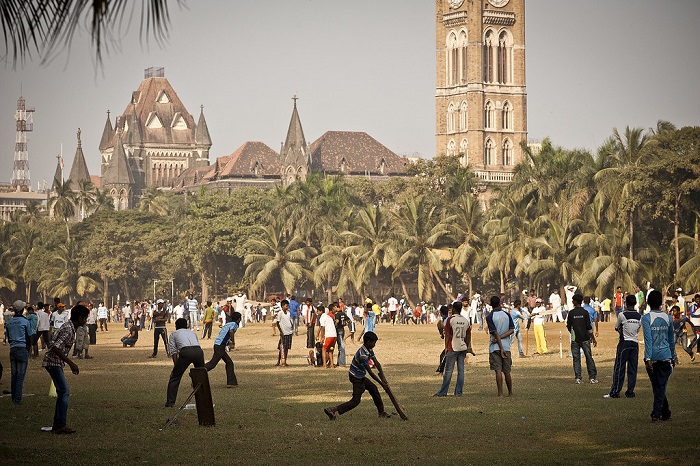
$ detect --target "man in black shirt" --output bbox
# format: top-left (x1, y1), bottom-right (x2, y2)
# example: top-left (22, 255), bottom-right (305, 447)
top-left (566, 293), bottom-right (598, 384)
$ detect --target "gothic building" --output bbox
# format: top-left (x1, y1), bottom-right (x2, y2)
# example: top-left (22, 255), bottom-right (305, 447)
top-left (99, 67), bottom-right (211, 208)
top-left (436, 0), bottom-right (527, 184)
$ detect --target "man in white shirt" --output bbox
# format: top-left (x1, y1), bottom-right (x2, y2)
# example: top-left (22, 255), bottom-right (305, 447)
top-left (97, 303), bottom-right (109, 331)
top-left (165, 318), bottom-right (204, 407)
top-left (51, 304), bottom-right (69, 334)
top-left (36, 303), bottom-right (51, 350)
top-left (549, 289), bottom-right (564, 323)
top-left (234, 293), bottom-right (247, 327)
top-left (274, 300), bottom-right (294, 366)
top-left (316, 306), bottom-right (337, 369)
top-left (186, 294), bottom-right (199, 331)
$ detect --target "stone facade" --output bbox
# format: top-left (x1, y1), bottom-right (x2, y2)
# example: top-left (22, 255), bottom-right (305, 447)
top-left (436, 0), bottom-right (527, 184)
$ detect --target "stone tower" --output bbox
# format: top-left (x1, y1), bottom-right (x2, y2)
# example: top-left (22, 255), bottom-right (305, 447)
top-left (280, 95), bottom-right (311, 186)
top-left (436, 0), bottom-right (527, 184)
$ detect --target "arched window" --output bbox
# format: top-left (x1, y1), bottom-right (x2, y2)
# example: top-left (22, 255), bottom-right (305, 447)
top-left (484, 138), bottom-right (495, 165)
top-left (497, 30), bottom-right (513, 84)
top-left (502, 101), bottom-right (513, 130)
top-left (447, 139), bottom-right (456, 157)
top-left (447, 103), bottom-right (456, 133)
top-left (459, 139), bottom-right (468, 166)
top-left (483, 29), bottom-right (495, 83)
top-left (459, 101), bottom-right (468, 131)
top-left (484, 100), bottom-right (495, 130)
top-left (503, 138), bottom-right (514, 166)
top-left (458, 29), bottom-right (468, 84)
top-left (446, 32), bottom-right (458, 86)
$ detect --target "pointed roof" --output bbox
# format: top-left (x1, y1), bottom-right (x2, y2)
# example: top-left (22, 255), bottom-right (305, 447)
top-left (309, 131), bottom-right (408, 175)
top-left (68, 128), bottom-right (91, 186)
top-left (99, 111), bottom-right (113, 151)
top-left (105, 70), bottom-right (197, 148)
top-left (52, 157), bottom-right (63, 190)
top-left (103, 132), bottom-right (135, 186)
top-left (195, 105), bottom-right (212, 146)
top-left (281, 96), bottom-right (310, 166)
top-left (203, 141), bottom-right (280, 181)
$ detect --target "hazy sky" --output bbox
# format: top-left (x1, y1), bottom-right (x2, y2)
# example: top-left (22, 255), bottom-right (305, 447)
top-left (1, 0), bottom-right (699, 189)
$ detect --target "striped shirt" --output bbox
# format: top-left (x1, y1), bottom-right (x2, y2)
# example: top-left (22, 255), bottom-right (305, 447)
top-left (349, 345), bottom-right (374, 379)
top-left (42, 321), bottom-right (76, 368)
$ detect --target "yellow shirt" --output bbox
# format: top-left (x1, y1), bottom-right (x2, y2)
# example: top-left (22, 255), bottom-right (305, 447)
top-left (203, 306), bottom-right (215, 323)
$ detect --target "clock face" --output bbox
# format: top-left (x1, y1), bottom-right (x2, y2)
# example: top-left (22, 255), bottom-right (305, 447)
top-left (488, 0), bottom-right (510, 7)
top-left (449, 0), bottom-right (464, 9)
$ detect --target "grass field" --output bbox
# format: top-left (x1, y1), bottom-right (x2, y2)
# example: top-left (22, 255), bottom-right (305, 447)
top-left (1, 317), bottom-right (698, 466)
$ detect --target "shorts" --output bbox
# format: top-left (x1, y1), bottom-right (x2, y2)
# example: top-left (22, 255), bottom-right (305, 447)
top-left (489, 351), bottom-right (512, 373)
top-left (323, 337), bottom-right (337, 351)
top-left (280, 334), bottom-right (293, 351)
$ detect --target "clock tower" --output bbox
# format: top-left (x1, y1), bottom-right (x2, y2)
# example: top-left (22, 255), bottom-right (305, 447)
top-left (436, 0), bottom-right (527, 185)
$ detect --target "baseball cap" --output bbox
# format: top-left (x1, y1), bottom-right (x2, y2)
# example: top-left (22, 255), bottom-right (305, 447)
top-left (156, 299), bottom-right (164, 304)
top-left (227, 297), bottom-right (233, 302)
top-left (12, 300), bottom-right (26, 311)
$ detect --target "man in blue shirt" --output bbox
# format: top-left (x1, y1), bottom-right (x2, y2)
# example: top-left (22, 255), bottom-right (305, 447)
top-left (204, 312), bottom-right (241, 387)
top-left (288, 295), bottom-right (300, 336)
top-left (509, 300), bottom-right (529, 357)
top-left (6, 300), bottom-right (30, 405)
top-left (583, 297), bottom-right (599, 339)
top-left (486, 296), bottom-right (515, 396)
top-left (641, 290), bottom-right (676, 422)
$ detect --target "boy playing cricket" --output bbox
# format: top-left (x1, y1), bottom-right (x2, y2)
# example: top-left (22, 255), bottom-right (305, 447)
top-left (324, 331), bottom-right (391, 419)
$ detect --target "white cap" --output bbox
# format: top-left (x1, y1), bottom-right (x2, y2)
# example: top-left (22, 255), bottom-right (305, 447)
top-left (156, 299), bottom-right (164, 304)
top-left (227, 297), bottom-right (233, 302)
top-left (676, 288), bottom-right (682, 292)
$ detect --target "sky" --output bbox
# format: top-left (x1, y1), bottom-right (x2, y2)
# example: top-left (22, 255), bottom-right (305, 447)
top-left (1, 0), bottom-right (699, 190)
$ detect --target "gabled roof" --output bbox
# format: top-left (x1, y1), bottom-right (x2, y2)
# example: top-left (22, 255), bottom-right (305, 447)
top-left (68, 128), bottom-right (91, 185)
top-left (195, 106), bottom-right (212, 147)
top-left (309, 131), bottom-right (408, 175)
top-left (204, 142), bottom-right (280, 180)
top-left (105, 73), bottom-right (197, 148)
top-left (103, 133), bottom-right (135, 186)
top-left (99, 111), bottom-right (113, 151)
top-left (173, 165), bottom-right (212, 189)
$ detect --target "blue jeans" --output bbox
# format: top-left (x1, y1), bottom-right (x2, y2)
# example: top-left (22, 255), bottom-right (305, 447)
top-left (10, 347), bottom-right (29, 404)
top-left (646, 360), bottom-right (672, 419)
top-left (435, 350), bottom-right (467, 396)
top-left (515, 330), bottom-right (524, 355)
top-left (571, 340), bottom-right (597, 380)
top-left (45, 365), bottom-right (70, 429)
top-left (609, 341), bottom-right (638, 396)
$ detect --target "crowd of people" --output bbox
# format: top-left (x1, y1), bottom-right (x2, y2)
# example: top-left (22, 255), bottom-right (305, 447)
top-left (1, 284), bottom-right (698, 431)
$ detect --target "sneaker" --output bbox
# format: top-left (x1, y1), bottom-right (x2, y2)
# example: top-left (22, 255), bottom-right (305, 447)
top-left (624, 392), bottom-right (635, 398)
top-left (378, 412), bottom-right (392, 418)
top-left (603, 394), bottom-right (619, 399)
top-left (324, 407), bottom-right (337, 420)
top-left (590, 379), bottom-right (599, 384)
top-left (575, 379), bottom-right (582, 384)
top-left (52, 426), bottom-right (76, 435)
top-left (148, 355), bottom-right (157, 359)
top-left (164, 403), bottom-right (174, 408)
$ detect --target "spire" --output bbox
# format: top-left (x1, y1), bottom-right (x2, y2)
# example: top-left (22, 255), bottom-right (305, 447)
top-left (126, 105), bottom-right (143, 146)
top-left (103, 131), bottom-right (135, 186)
top-left (99, 110), bottom-right (113, 151)
top-left (68, 128), bottom-right (91, 186)
top-left (281, 95), bottom-right (309, 166)
top-left (52, 154), bottom-right (63, 190)
top-left (195, 105), bottom-right (212, 146)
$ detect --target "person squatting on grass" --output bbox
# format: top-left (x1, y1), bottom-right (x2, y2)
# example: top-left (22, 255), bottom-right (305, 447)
top-left (324, 331), bottom-right (391, 420)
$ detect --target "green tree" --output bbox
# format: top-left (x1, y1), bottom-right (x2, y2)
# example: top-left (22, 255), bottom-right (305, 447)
top-left (48, 177), bottom-right (76, 240)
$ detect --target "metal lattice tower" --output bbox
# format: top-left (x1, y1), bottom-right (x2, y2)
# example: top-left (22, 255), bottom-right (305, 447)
top-left (11, 96), bottom-right (34, 188)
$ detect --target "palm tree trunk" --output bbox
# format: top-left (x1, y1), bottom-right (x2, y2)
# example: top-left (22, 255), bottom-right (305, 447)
top-left (499, 269), bottom-right (505, 294)
top-left (102, 276), bottom-right (108, 307)
top-left (26, 282), bottom-right (31, 303)
top-left (629, 211), bottom-right (634, 261)
top-left (201, 271), bottom-right (208, 303)
top-left (431, 269), bottom-right (454, 302)
top-left (327, 277), bottom-right (332, 305)
top-left (398, 275), bottom-right (415, 309)
top-left (674, 195), bottom-right (680, 276)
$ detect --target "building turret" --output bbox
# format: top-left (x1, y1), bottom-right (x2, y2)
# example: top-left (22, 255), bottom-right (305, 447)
top-left (280, 95), bottom-right (310, 185)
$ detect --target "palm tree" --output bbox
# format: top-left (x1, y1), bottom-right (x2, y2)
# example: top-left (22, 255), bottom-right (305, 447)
top-left (93, 188), bottom-right (115, 213)
top-left (594, 126), bottom-right (651, 261)
top-left (1, 0), bottom-right (173, 65)
top-left (139, 187), bottom-right (169, 216)
top-left (75, 179), bottom-right (96, 220)
top-left (49, 177), bottom-right (77, 240)
top-left (448, 193), bottom-right (483, 297)
top-left (243, 218), bottom-right (314, 297)
top-left (389, 196), bottom-right (452, 304)
top-left (40, 239), bottom-right (100, 303)
top-left (2, 225), bottom-right (40, 301)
